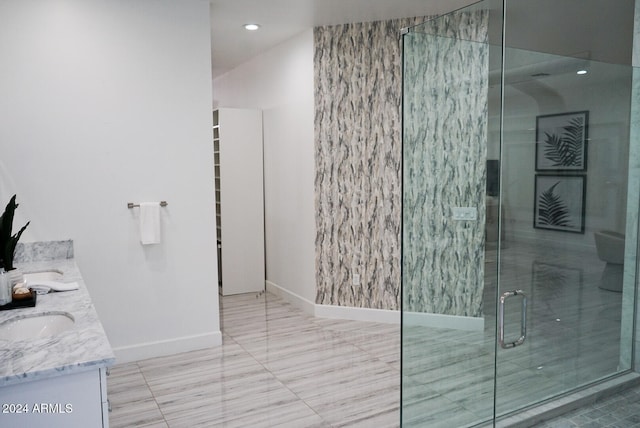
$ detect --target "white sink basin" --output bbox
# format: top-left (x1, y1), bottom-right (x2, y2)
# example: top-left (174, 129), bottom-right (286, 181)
top-left (0, 312), bottom-right (75, 341)
top-left (23, 270), bottom-right (64, 283)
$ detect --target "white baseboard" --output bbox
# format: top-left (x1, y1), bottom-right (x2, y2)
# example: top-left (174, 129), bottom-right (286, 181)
top-left (267, 280), bottom-right (481, 329)
top-left (266, 280), bottom-right (315, 315)
top-left (113, 331), bottom-right (223, 364)
top-left (314, 302), bottom-right (400, 324)
top-left (267, 280), bottom-right (398, 323)
top-left (403, 311), bottom-right (485, 331)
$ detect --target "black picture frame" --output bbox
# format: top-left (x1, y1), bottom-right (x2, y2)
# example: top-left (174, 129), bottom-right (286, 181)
top-left (533, 175), bottom-right (586, 234)
top-left (535, 111), bottom-right (589, 172)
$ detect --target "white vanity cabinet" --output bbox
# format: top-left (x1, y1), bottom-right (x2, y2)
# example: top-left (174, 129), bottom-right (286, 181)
top-left (0, 367), bottom-right (110, 428)
top-left (0, 254), bottom-right (114, 428)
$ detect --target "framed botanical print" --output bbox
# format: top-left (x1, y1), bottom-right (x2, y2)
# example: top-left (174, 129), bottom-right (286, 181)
top-left (535, 111), bottom-right (589, 172)
top-left (534, 175), bottom-right (586, 233)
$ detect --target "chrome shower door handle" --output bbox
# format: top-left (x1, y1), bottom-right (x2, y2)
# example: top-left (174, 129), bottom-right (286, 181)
top-left (498, 290), bottom-right (527, 349)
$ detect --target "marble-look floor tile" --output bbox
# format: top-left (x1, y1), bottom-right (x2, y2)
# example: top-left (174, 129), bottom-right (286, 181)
top-left (107, 291), bottom-right (401, 427)
top-left (158, 376), bottom-right (319, 427)
top-left (139, 344), bottom-right (261, 395)
top-left (107, 363), bottom-right (166, 428)
top-left (321, 321), bottom-right (401, 369)
top-left (135, 422), bottom-right (170, 428)
top-left (402, 390), bottom-right (483, 428)
top-left (106, 256), bottom-right (639, 428)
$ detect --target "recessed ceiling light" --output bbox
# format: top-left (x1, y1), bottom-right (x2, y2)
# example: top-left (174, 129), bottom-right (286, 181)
top-left (244, 24), bottom-right (260, 31)
top-left (577, 70), bottom-right (588, 75)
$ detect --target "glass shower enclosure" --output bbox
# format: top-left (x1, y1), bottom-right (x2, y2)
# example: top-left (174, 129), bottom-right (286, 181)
top-left (401, 0), bottom-right (639, 426)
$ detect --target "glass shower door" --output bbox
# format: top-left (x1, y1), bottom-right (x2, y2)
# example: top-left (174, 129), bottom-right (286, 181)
top-left (493, 45), bottom-right (635, 420)
top-left (401, 0), bottom-right (637, 426)
top-left (401, 3), bottom-right (500, 426)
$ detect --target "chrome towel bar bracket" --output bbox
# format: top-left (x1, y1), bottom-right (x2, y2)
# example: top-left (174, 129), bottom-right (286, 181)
top-left (127, 201), bottom-right (168, 209)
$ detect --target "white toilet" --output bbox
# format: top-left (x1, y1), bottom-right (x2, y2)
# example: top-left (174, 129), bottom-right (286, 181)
top-left (594, 230), bottom-right (625, 292)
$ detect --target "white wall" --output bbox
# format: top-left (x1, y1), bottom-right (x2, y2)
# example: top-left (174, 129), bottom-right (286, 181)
top-left (0, 0), bottom-right (221, 362)
top-left (213, 30), bottom-right (316, 303)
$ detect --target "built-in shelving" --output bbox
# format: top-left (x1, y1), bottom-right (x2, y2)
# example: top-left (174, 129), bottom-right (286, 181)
top-left (213, 110), bottom-right (222, 289)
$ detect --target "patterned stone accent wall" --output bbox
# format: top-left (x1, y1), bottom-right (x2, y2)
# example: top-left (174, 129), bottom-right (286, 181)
top-left (314, 17), bottom-right (426, 309)
top-left (403, 10), bottom-right (489, 317)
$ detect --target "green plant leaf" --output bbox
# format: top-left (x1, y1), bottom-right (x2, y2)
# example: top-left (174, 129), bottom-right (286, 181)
top-left (0, 195), bottom-right (29, 271)
top-left (4, 221), bottom-right (30, 271)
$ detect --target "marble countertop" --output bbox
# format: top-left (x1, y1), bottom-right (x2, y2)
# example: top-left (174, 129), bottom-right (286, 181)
top-left (0, 259), bottom-right (115, 387)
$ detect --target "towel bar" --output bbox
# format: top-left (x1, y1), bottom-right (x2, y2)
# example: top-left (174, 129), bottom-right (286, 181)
top-left (127, 201), bottom-right (168, 209)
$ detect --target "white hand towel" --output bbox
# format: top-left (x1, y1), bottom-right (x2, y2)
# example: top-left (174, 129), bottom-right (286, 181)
top-left (26, 280), bottom-right (79, 294)
top-left (140, 202), bottom-right (161, 245)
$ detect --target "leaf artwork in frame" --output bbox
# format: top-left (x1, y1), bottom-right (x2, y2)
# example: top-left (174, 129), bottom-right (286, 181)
top-left (536, 111), bottom-right (589, 172)
top-left (534, 175), bottom-right (586, 234)
top-left (537, 181), bottom-right (572, 227)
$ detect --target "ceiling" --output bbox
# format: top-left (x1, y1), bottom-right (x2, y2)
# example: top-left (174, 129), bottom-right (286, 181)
top-left (209, 0), bottom-right (476, 78)
top-left (210, 0), bottom-right (635, 79)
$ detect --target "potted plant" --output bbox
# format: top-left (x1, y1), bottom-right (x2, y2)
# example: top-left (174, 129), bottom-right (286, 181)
top-left (0, 195), bottom-right (30, 284)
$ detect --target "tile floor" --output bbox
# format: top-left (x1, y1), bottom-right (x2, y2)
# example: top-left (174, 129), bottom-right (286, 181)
top-left (108, 292), bottom-right (400, 427)
top-left (402, 242), bottom-right (629, 427)
top-left (108, 243), bottom-right (640, 427)
top-left (537, 387), bottom-right (640, 427)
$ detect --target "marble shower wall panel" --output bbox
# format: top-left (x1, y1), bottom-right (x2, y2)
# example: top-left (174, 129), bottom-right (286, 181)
top-left (314, 17), bottom-right (426, 309)
top-left (403, 11), bottom-right (489, 317)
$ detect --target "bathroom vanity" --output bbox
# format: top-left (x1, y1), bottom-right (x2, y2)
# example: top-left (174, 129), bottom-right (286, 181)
top-left (0, 242), bottom-right (115, 428)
